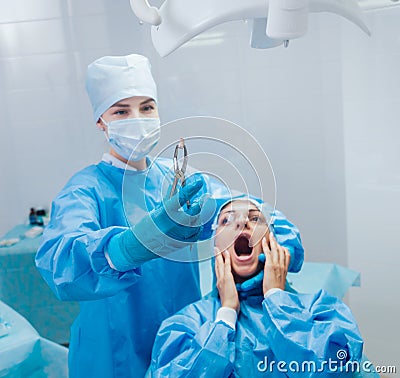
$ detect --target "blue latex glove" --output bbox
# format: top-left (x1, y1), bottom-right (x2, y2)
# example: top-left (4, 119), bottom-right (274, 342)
top-left (107, 175), bottom-right (207, 271)
top-left (236, 254), bottom-right (265, 292)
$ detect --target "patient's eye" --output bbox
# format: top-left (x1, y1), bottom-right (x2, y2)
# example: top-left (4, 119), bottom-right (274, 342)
top-left (249, 212), bottom-right (265, 224)
top-left (219, 213), bottom-right (234, 226)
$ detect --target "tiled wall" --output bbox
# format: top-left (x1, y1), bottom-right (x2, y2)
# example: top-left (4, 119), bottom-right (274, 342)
top-left (342, 7), bottom-right (400, 371)
top-left (0, 0), bottom-right (399, 371)
top-left (0, 0), bottom-right (150, 233)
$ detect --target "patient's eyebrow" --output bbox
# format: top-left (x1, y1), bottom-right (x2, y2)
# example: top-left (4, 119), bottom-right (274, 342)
top-left (220, 208), bottom-right (261, 216)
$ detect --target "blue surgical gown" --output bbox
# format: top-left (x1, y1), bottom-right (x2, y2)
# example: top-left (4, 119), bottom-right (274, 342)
top-left (35, 157), bottom-right (303, 377)
top-left (150, 285), bottom-right (365, 377)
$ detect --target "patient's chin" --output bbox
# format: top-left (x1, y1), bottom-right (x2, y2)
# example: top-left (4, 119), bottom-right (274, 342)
top-left (233, 265), bottom-right (258, 281)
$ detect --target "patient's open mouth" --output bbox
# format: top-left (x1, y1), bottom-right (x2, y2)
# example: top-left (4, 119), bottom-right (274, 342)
top-left (234, 235), bottom-right (253, 257)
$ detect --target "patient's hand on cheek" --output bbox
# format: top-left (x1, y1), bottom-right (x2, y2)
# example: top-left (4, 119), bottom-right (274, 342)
top-left (214, 248), bottom-right (240, 314)
top-left (262, 233), bottom-right (290, 295)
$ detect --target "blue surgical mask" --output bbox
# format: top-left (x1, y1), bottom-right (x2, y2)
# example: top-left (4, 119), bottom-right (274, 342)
top-left (101, 117), bottom-right (161, 161)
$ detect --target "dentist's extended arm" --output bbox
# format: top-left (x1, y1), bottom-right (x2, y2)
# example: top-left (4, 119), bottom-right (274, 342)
top-left (107, 175), bottom-right (205, 271)
top-left (36, 175), bottom-right (205, 301)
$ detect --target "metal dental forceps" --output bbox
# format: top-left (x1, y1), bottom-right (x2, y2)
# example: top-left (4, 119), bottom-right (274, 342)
top-left (169, 138), bottom-right (190, 207)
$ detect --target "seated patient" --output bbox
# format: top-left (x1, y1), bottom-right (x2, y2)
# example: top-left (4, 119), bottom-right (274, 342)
top-left (149, 198), bottom-right (365, 377)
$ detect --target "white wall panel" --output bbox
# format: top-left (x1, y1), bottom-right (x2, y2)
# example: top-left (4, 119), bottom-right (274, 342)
top-left (342, 7), bottom-right (400, 371)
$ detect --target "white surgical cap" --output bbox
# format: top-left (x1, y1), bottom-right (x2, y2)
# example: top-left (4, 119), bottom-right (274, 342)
top-left (85, 54), bottom-right (158, 122)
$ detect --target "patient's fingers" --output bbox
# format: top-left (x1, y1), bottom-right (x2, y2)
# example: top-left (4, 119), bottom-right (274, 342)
top-left (262, 235), bottom-right (289, 294)
top-left (223, 250), bottom-right (232, 276)
top-left (269, 232), bottom-right (279, 265)
top-left (214, 247), bottom-right (224, 280)
top-left (285, 248), bottom-right (291, 271)
top-left (263, 237), bottom-right (272, 267)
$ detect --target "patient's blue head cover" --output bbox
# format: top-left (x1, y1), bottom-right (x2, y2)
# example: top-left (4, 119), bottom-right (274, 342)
top-left (208, 194), bottom-right (304, 273)
top-left (85, 54), bottom-right (158, 122)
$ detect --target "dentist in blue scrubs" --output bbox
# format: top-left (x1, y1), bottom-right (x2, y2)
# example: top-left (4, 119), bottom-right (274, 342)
top-left (35, 54), bottom-right (304, 377)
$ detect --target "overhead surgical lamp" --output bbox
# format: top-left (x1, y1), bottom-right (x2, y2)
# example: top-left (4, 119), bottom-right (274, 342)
top-left (130, 0), bottom-right (371, 57)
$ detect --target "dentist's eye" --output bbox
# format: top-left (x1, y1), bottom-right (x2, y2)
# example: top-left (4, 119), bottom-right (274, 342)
top-left (142, 105), bottom-right (155, 112)
top-left (113, 110), bottom-right (127, 116)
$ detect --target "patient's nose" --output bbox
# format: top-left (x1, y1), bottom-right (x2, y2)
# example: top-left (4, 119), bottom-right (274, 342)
top-left (235, 215), bottom-right (250, 229)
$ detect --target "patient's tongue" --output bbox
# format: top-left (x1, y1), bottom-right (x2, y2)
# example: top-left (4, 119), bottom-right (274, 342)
top-left (234, 236), bottom-right (252, 256)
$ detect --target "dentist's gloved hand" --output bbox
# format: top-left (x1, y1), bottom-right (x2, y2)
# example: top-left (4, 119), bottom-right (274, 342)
top-left (107, 175), bottom-right (206, 272)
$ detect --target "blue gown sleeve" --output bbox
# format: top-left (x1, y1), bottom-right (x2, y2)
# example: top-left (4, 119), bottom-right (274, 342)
top-left (150, 302), bottom-right (236, 378)
top-left (35, 185), bottom-right (141, 301)
top-left (262, 289), bottom-right (364, 377)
